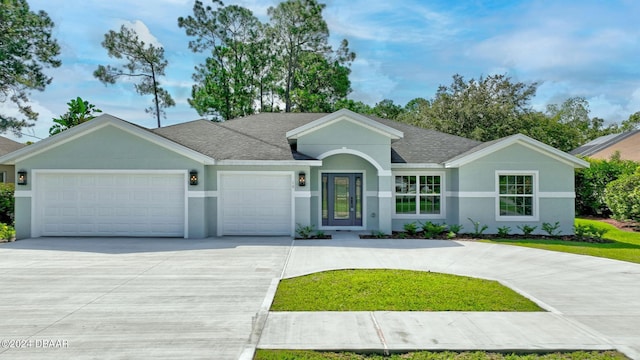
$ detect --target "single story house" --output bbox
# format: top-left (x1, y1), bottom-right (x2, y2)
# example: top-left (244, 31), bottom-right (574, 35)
top-left (0, 109), bottom-right (588, 239)
top-left (0, 136), bottom-right (26, 184)
top-left (571, 130), bottom-right (640, 161)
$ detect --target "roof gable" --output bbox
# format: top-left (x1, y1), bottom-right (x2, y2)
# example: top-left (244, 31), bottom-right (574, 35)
top-left (571, 130), bottom-right (640, 157)
top-left (0, 114), bottom-right (215, 165)
top-left (445, 134), bottom-right (589, 168)
top-left (286, 109), bottom-right (403, 140)
top-left (0, 136), bottom-right (26, 156)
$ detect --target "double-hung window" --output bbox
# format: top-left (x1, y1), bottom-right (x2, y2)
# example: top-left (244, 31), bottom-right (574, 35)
top-left (394, 173), bottom-right (443, 216)
top-left (497, 172), bottom-right (537, 220)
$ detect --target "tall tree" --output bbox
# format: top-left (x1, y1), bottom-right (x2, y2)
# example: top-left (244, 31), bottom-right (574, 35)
top-left (267, 0), bottom-right (355, 112)
top-left (178, 1), bottom-right (265, 120)
top-left (94, 25), bottom-right (174, 127)
top-left (546, 97), bottom-right (618, 144)
top-left (399, 74), bottom-right (537, 141)
top-left (49, 97), bottom-right (102, 136)
top-left (620, 111), bottom-right (640, 132)
top-left (0, 0), bottom-right (61, 134)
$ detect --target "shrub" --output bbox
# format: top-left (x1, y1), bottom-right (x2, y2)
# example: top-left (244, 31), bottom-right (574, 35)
top-left (447, 224), bottom-right (463, 234)
top-left (467, 218), bottom-right (488, 237)
top-left (0, 183), bottom-right (15, 225)
top-left (420, 221), bottom-right (447, 238)
top-left (371, 230), bottom-right (386, 238)
top-left (496, 226), bottom-right (511, 238)
top-left (574, 223), bottom-right (608, 241)
top-left (403, 222), bottom-right (418, 236)
top-left (0, 223), bottom-right (15, 240)
top-left (541, 221), bottom-right (562, 236)
top-left (295, 223), bottom-right (315, 239)
top-left (517, 224), bottom-right (537, 236)
top-left (575, 155), bottom-right (638, 216)
top-left (604, 172), bottom-right (640, 221)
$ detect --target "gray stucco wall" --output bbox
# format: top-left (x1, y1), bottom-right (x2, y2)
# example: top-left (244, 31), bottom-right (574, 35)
top-left (457, 143), bottom-right (577, 235)
top-left (14, 125), bottom-right (208, 239)
top-left (297, 119), bottom-right (392, 170)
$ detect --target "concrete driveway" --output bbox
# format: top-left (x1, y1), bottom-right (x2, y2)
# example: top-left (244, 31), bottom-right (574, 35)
top-left (2, 237), bottom-right (639, 359)
top-left (261, 238), bottom-right (640, 359)
top-left (0, 237), bottom-right (291, 360)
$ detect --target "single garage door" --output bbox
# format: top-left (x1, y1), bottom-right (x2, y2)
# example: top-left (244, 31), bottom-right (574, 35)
top-left (220, 173), bottom-right (292, 235)
top-left (34, 172), bottom-right (185, 237)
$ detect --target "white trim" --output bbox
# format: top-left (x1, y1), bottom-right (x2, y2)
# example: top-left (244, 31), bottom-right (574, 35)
top-left (316, 148), bottom-right (388, 175)
top-left (217, 171), bottom-right (295, 237)
top-left (495, 170), bottom-right (539, 222)
top-left (318, 170), bottom-right (367, 231)
top-left (392, 163), bottom-right (444, 169)
top-left (446, 191), bottom-right (496, 198)
top-left (539, 192), bottom-right (575, 198)
top-left (444, 134), bottom-right (589, 169)
top-left (286, 109), bottom-right (403, 140)
top-left (14, 190), bottom-right (32, 198)
top-left (378, 191), bottom-right (392, 198)
top-left (392, 171), bottom-right (446, 219)
top-left (294, 191), bottom-right (311, 198)
top-left (31, 169), bottom-right (189, 238)
top-left (446, 190), bottom-right (576, 199)
top-left (216, 159), bottom-right (322, 166)
top-left (188, 191), bottom-right (218, 198)
top-left (0, 115), bottom-right (215, 165)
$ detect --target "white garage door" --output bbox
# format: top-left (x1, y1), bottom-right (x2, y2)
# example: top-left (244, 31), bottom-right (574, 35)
top-left (220, 173), bottom-right (292, 235)
top-left (34, 172), bottom-right (185, 237)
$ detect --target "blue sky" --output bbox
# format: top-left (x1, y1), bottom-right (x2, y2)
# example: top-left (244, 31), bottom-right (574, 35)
top-left (3, 0), bottom-right (640, 141)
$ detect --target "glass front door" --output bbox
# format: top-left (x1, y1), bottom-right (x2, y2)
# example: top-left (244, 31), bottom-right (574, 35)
top-left (322, 173), bottom-right (362, 226)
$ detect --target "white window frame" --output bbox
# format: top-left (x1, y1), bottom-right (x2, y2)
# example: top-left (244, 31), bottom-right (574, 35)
top-left (495, 170), bottom-right (539, 222)
top-left (392, 171), bottom-right (445, 219)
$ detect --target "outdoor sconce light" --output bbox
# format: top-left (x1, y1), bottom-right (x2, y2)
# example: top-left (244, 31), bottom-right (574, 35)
top-left (17, 170), bottom-right (27, 186)
top-left (189, 170), bottom-right (198, 186)
top-left (298, 172), bottom-right (306, 187)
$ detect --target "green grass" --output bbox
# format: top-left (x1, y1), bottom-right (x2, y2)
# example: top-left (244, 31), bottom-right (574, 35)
top-left (254, 350), bottom-right (627, 360)
top-left (485, 218), bottom-right (640, 264)
top-left (270, 269), bottom-right (542, 311)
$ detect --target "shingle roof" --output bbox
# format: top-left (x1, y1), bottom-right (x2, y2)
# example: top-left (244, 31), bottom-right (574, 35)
top-left (570, 131), bottom-right (640, 156)
top-left (0, 136), bottom-right (26, 156)
top-left (152, 112), bottom-right (484, 164)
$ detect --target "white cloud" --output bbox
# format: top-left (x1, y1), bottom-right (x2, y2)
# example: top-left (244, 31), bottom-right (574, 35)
top-left (118, 20), bottom-right (163, 48)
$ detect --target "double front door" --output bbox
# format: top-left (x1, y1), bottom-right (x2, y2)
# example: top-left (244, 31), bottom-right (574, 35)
top-left (322, 173), bottom-right (363, 226)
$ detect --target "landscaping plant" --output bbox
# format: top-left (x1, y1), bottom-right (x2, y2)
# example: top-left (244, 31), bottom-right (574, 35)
top-left (517, 224), bottom-right (537, 236)
top-left (420, 221), bottom-right (447, 238)
top-left (542, 222), bottom-right (562, 236)
top-left (496, 226), bottom-right (511, 238)
top-left (468, 218), bottom-right (488, 237)
top-left (295, 223), bottom-right (315, 239)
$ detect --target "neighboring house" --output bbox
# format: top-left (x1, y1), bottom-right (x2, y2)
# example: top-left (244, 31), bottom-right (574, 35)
top-left (0, 136), bottom-right (26, 184)
top-left (571, 130), bottom-right (640, 161)
top-left (0, 109), bottom-right (588, 239)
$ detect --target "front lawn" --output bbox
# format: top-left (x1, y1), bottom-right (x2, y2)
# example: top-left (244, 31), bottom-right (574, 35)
top-left (485, 218), bottom-right (640, 264)
top-left (254, 350), bottom-right (627, 360)
top-left (270, 269), bottom-right (542, 311)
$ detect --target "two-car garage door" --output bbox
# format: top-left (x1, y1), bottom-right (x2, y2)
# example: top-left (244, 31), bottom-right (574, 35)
top-left (34, 172), bottom-right (185, 237)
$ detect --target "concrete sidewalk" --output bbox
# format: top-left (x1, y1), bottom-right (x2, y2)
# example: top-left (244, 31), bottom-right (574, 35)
top-left (258, 237), bottom-right (640, 359)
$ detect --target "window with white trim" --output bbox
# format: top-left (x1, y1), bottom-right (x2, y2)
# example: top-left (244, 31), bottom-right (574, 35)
top-left (394, 174), bottom-right (442, 216)
top-left (0, 172), bottom-right (5, 183)
top-left (498, 174), bottom-right (534, 216)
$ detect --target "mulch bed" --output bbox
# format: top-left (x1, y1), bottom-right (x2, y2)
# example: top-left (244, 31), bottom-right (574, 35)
top-left (360, 231), bottom-right (613, 243)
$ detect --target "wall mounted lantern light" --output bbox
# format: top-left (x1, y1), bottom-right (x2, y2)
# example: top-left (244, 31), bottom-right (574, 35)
top-left (298, 172), bottom-right (306, 187)
top-left (189, 170), bottom-right (198, 186)
top-left (17, 170), bottom-right (27, 186)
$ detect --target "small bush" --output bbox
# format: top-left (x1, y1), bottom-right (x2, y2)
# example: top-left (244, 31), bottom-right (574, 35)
top-left (541, 222), bottom-right (562, 236)
top-left (371, 230), bottom-right (386, 238)
top-left (420, 221), bottom-right (447, 238)
top-left (446, 231), bottom-right (456, 239)
top-left (574, 223), bottom-right (609, 241)
top-left (517, 224), bottom-right (537, 236)
top-left (447, 224), bottom-right (463, 234)
top-left (403, 222), bottom-right (418, 236)
top-left (315, 230), bottom-right (325, 238)
top-left (604, 173), bottom-right (640, 221)
top-left (0, 183), bottom-right (15, 225)
top-left (295, 223), bottom-right (315, 239)
top-left (467, 218), bottom-right (488, 237)
top-left (0, 223), bottom-right (15, 240)
top-left (496, 226), bottom-right (511, 238)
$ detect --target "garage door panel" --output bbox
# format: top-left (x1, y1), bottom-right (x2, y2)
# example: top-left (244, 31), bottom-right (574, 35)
top-left (221, 173), bottom-right (292, 236)
top-left (35, 173), bottom-right (185, 237)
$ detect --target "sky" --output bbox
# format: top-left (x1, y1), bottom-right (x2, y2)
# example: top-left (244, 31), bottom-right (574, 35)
top-left (3, 0), bottom-right (640, 142)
